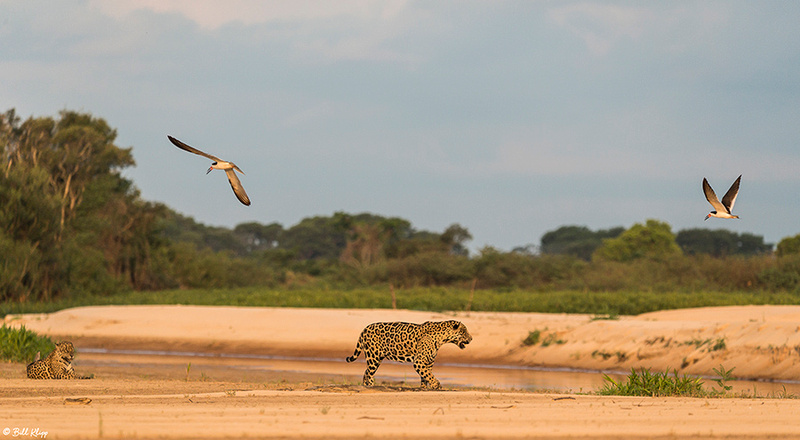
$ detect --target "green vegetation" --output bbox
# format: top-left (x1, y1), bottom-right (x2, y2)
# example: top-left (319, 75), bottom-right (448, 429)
top-left (598, 368), bottom-right (706, 397)
top-left (521, 329), bottom-right (566, 347)
top-left (0, 324), bottom-right (54, 363)
top-left (713, 365), bottom-right (736, 392)
top-left (522, 330), bottom-right (541, 346)
top-left (2, 108), bottom-right (800, 313)
top-left (682, 337), bottom-right (727, 352)
top-left (540, 333), bottom-right (566, 347)
top-left (777, 234), bottom-right (800, 257)
top-left (593, 220), bottom-right (682, 262)
top-left (5, 286), bottom-right (800, 318)
top-left (678, 229), bottom-right (772, 257)
top-left (539, 225), bottom-right (624, 261)
top-left (598, 366), bottom-right (744, 397)
top-left (590, 314), bottom-right (619, 321)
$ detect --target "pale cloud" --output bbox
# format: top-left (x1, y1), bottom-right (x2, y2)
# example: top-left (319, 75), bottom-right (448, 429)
top-left (88, 0), bottom-right (424, 65)
top-left (548, 2), bottom-right (730, 57)
top-left (88, 0), bottom-right (411, 29)
top-left (293, 28), bottom-right (422, 66)
top-left (548, 3), bottom-right (651, 56)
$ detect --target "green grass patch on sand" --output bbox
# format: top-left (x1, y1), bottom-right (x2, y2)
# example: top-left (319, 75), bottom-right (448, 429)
top-left (598, 368), bottom-right (707, 397)
top-left (0, 324), bottom-right (54, 363)
top-left (597, 366), bottom-right (740, 398)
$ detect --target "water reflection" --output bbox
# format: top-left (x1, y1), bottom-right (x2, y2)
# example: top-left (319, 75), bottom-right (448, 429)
top-left (77, 348), bottom-right (800, 396)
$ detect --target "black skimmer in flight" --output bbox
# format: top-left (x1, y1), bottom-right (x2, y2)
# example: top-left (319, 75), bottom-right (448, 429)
top-left (167, 135), bottom-right (251, 206)
top-left (702, 175), bottom-right (740, 221)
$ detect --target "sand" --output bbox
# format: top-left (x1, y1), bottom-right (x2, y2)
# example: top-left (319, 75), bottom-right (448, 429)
top-left (3, 304), bottom-right (800, 439)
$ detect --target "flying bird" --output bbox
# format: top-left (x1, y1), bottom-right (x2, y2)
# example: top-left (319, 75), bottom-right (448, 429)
top-left (702, 175), bottom-right (741, 221)
top-left (167, 135), bottom-right (251, 206)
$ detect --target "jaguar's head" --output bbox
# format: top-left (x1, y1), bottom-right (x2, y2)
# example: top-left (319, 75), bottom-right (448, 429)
top-left (55, 341), bottom-right (75, 362)
top-left (445, 321), bottom-right (472, 349)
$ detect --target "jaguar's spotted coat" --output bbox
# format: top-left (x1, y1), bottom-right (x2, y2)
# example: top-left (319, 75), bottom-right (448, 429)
top-left (346, 320), bottom-right (472, 389)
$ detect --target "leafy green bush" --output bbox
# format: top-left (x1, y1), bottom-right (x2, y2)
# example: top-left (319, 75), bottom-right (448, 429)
top-left (473, 248), bottom-right (585, 288)
top-left (593, 219), bottom-right (682, 262)
top-left (381, 252), bottom-right (473, 286)
top-left (522, 330), bottom-right (541, 346)
top-left (597, 368), bottom-right (705, 397)
top-left (677, 229), bottom-right (772, 257)
top-left (0, 324), bottom-right (54, 363)
top-left (758, 255), bottom-right (800, 291)
top-left (777, 234), bottom-right (800, 257)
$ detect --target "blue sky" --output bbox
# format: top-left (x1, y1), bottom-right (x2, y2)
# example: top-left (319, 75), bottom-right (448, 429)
top-left (2, 1), bottom-right (799, 252)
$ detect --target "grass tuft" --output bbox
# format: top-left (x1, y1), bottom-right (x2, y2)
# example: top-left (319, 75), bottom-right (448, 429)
top-left (0, 324), bottom-right (54, 363)
top-left (522, 330), bottom-right (541, 346)
top-left (597, 368), bottom-right (706, 397)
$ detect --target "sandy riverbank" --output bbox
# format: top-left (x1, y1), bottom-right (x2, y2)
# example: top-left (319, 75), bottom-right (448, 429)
top-left (3, 304), bottom-right (800, 439)
top-left (6, 304), bottom-right (800, 381)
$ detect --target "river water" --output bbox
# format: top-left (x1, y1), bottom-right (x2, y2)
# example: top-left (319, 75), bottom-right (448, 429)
top-left (76, 348), bottom-right (800, 396)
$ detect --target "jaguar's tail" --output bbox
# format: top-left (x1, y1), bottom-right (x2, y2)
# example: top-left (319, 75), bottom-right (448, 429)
top-left (345, 345), bottom-right (361, 363)
top-left (346, 332), bottom-right (364, 362)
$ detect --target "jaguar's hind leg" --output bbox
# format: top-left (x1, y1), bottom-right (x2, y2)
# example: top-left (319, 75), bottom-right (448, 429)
top-left (362, 354), bottom-right (383, 387)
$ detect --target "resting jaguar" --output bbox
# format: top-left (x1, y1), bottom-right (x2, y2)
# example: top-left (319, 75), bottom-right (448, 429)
top-left (346, 320), bottom-right (472, 389)
top-left (26, 341), bottom-right (91, 379)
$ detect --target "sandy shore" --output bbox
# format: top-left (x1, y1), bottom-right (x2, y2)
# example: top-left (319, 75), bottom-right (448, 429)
top-left (3, 304), bottom-right (800, 439)
top-left (7, 304), bottom-right (800, 381)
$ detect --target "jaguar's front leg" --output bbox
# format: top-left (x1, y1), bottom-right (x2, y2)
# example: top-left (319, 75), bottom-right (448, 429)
top-left (413, 357), bottom-right (440, 390)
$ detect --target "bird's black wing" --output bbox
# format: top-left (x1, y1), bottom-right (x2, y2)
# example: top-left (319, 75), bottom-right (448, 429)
top-left (167, 135), bottom-right (222, 162)
top-left (720, 175), bottom-right (741, 213)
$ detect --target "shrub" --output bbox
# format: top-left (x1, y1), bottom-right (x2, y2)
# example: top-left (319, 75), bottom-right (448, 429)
top-left (593, 220), bottom-right (681, 262)
top-left (382, 252), bottom-right (473, 286)
top-left (777, 234), bottom-right (800, 257)
top-left (522, 330), bottom-right (541, 346)
top-left (597, 368), bottom-right (705, 397)
top-left (0, 324), bottom-right (54, 363)
top-left (758, 255), bottom-right (800, 291)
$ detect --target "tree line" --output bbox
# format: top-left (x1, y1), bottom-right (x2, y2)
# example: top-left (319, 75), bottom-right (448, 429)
top-left (2, 109), bottom-right (799, 303)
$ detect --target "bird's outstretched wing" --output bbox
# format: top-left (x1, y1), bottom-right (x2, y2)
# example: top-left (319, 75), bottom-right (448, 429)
top-left (702, 178), bottom-right (727, 213)
top-left (720, 175), bottom-right (741, 213)
top-left (167, 135), bottom-right (222, 162)
top-left (224, 168), bottom-right (251, 206)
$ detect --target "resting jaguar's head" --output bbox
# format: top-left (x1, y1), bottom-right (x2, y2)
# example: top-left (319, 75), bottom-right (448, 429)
top-left (443, 320), bottom-right (473, 349)
top-left (54, 341), bottom-right (75, 362)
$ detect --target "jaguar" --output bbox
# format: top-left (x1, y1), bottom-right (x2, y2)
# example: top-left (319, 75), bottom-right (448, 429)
top-left (346, 320), bottom-right (472, 389)
top-left (26, 341), bottom-right (91, 379)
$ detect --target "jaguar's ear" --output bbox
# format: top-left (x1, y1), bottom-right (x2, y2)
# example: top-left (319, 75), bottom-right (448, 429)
top-left (452, 322), bottom-right (459, 330)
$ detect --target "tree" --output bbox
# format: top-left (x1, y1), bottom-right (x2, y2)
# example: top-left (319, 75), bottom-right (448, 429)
top-left (234, 222), bottom-right (283, 253)
top-left (540, 225), bottom-right (624, 260)
top-left (341, 222), bottom-right (388, 267)
top-left (0, 164), bottom-right (61, 300)
top-left (593, 219), bottom-right (681, 262)
top-left (280, 213), bottom-right (351, 260)
top-left (441, 223), bottom-right (472, 256)
top-left (676, 228), bottom-right (772, 257)
top-left (777, 234), bottom-right (800, 257)
top-left (0, 109), bottom-right (165, 299)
